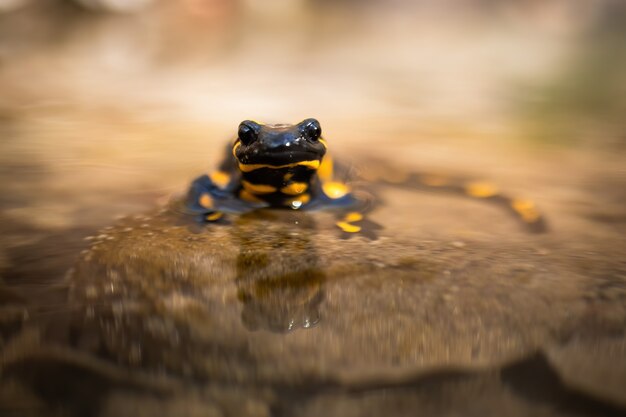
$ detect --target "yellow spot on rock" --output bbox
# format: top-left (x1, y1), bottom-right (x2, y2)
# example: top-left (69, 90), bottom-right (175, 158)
top-left (344, 212), bottom-right (363, 222)
top-left (511, 199), bottom-right (540, 223)
top-left (242, 180), bottom-right (276, 194)
top-left (209, 170), bottom-right (231, 189)
top-left (322, 181), bottom-right (350, 199)
top-left (465, 182), bottom-right (499, 198)
top-left (281, 182), bottom-right (308, 195)
top-left (205, 212), bottom-right (223, 221)
top-left (336, 221), bottom-right (361, 233)
top-left (199, 193), bottom-right (213, 209)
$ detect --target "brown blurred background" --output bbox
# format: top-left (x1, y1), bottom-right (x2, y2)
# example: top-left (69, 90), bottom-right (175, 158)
top-left (1, 0), bottom-right (625, 230)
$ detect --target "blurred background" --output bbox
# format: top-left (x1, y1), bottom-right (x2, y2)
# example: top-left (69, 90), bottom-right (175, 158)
top-left (0, 0), bottom-right (625, 231)
top-left (0, 1), bottom-right (625, 415)
top-left (0, 0), bottom-right (624, 230)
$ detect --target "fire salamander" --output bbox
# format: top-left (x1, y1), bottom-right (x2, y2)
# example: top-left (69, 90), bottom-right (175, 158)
top-left (186, 118), bottom-right (546, 238)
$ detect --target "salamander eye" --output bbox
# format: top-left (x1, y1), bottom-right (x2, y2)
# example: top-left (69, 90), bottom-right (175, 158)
top-left (300, 118), bottom-right (322, 142)
top-left (238, 121), bottom-right (259, 146)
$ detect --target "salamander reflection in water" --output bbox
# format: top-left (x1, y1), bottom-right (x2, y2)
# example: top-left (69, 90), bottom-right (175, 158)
top-left (233, 210), bottom-right (324, 333)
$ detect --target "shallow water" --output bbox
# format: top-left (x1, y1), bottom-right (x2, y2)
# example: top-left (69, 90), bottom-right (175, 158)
top-left (1, 1), bottom-right (625, 416)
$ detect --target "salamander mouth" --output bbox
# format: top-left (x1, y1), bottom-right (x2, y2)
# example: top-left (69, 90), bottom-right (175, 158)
top-left (237, 150), bottom-right (322, 168)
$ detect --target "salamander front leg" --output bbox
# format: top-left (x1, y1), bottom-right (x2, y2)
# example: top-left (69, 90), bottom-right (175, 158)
top-left (186, 174), bottom-right (227, 223)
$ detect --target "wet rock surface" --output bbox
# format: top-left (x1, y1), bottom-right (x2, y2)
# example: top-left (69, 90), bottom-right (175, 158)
top-left (1, 179), bottom-right (625, 416)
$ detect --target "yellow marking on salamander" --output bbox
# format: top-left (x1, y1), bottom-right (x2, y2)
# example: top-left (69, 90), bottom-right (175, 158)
top-left (465, 182), bottom-right (499, 198)
top-left (344, 212), bottom-right (363, 222)
top-left (322, 181), bottom-right (350, 199)
top-left (242, 180), bottom-right (277, 194)
top-left (238, 160), bottom-right (321, 173)
top-left (232, 141), bottom-right (241, 158)
top-left (281, 182), bottom-right (308, 195)
top-left (511, 199), bottom-right (540, 223)
top-left (318, 138), bottom-right (328, 149)
top-left (283, 173), bottom-right (294, 181)
top-left (420, 175), bottom-right (449, 187)
top-left (336, 221), bottom-right (361, 233)
top-left (209, 170), bottom-right (231, 189)
top-left (205, 212), bottom-right (223, 221)
top-left (239, 189), bottom-right (264, 203)
top-left (317, 154), bottom-right (333, 182)
top-left (199, 193), bottom-right (214, 209)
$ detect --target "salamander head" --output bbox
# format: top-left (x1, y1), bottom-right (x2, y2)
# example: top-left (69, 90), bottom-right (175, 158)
top-left (233, 118), bottom-right (327, 172)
